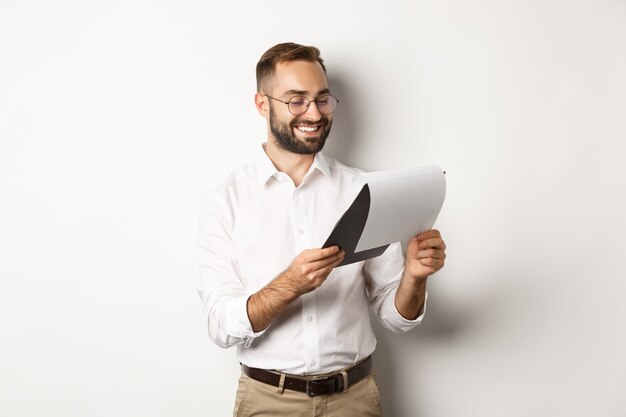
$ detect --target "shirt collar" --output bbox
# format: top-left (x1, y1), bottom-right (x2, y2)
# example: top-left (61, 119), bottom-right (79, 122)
top-left (254, 143), bottom-right (333, 185)
top-left (254, 144), bottom-right (279, 185)
top-left (311, 151), bottom-right (332, 181)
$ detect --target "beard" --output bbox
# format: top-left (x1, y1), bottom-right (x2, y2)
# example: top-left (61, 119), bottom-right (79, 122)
top-left (269, 102), bottom-right (333, 155)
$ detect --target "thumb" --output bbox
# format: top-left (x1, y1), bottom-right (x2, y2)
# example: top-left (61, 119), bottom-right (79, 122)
top-left (405, 236), bottom-right (419, 259)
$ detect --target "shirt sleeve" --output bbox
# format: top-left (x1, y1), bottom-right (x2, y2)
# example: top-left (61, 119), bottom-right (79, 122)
top-left (363, 242), bottom-right (427, 334)
top-left (197, 190), bottom-right (268, 348)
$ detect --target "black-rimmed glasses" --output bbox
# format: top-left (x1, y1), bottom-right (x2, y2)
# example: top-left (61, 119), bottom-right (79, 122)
top-left (263, 94), bottom-right (339, 115)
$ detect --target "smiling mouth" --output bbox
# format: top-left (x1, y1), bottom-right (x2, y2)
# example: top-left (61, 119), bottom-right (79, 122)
top-left (295, 124), bottom-right (320, 132)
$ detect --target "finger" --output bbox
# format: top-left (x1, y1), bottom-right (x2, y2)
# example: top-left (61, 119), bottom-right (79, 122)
top-left (318, 245), bottom-right (342, 258)
top-left (306, 252), bottom-right (346, 286)
top-left (418, 257), bottom-right (444, 268)
top-left (416, 249), bottom-right (444, 259)
top-left (416, 253), bottom-right (446, 262)
top-left (405, 237), bottom-right (419, 259)
top-left (303, 246), bottom-right (341, 263)
top-left (319, 255), bottom-right (345, 277)
top-left (329, 255), bottom-right (345, 270)
top-left (418, 237), bottom-right (445, 249)
top-left (416, 229), bottom-right (441, 240)
top-left (309, 249), bottom-right (345, 271)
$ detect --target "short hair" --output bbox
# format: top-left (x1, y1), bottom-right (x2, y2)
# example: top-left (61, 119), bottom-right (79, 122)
top-left (256, 42), bottom-right (327, 93)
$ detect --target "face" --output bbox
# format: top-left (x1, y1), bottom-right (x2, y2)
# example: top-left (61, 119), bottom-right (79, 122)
top-left (265, 60), bottom-right (333, 155)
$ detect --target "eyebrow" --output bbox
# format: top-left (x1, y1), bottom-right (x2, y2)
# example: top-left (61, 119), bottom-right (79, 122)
top-left (282, 88), bottom-right (330, 97)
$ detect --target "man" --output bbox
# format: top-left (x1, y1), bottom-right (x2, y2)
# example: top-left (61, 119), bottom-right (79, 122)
top-left (198, 42), bottom-right (446, 417)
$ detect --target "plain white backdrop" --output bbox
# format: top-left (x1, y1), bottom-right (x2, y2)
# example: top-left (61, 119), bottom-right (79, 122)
top-left (1, 1), bottom-right (625, 416)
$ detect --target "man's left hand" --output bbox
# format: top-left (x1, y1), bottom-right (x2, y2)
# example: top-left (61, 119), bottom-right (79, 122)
top-left (404, 229), bottom-right (447, 281)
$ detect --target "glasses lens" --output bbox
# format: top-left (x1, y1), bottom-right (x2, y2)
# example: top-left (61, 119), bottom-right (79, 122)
top-left (288, 96), bottom-right (309, 115)
top-left (316, 95), bottom-right (337, 114)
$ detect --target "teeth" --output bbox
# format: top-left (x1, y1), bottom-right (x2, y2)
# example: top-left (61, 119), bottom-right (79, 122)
top-left (296, 125), bottom-right (318, 132)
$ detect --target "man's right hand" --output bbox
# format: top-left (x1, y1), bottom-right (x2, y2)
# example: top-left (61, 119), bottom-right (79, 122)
top-left (247, 246), bottom-right (345, 332)
top-left (284, 246), bottom-right (346, 295)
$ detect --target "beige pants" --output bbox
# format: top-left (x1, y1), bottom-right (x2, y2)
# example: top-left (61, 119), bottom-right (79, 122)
top-left (233, 371), bottom-right (384, 417)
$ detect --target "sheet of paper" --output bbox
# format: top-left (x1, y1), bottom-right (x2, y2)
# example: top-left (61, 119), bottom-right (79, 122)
top-left (356, 165), bottom-right (446, 251)
top-left (322, 164), bottom-right (446, 266)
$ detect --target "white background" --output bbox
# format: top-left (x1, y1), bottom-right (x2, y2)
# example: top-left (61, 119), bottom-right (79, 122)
top-left (1, 1), bottom-right (625, 416)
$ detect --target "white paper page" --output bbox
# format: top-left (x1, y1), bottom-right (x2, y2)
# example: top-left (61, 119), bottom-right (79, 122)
top-left (355, 165), bottom-right (446, 252)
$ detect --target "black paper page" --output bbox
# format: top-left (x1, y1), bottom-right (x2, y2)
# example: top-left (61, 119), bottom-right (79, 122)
top-left (322, 184), bottom-right (389, 266)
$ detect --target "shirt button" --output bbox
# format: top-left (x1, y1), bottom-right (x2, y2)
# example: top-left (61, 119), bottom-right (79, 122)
top-left (307, 315), bottom-right (313, 322)
top-left (298, 229), bottom-right (304, 235)
top-left (311, 360), bottom-right (316, 366)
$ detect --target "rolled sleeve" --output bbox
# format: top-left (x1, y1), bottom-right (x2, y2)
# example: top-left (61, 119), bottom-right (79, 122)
top-left (380, 287), bottom-right (428, 332)
top-left (197, 291), bottom-right (268, 348)
top-left (364, 242), bottom-right (427, 334)
top-left (197, 190), bottom-right (266, 348)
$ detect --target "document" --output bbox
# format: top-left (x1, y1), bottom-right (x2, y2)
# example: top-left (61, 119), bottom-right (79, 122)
top-left (322, 165), bottom-right (446, 266)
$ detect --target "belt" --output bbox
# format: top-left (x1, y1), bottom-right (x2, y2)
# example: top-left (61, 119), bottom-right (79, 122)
top-left (241, 356), bottom-right (372, 397)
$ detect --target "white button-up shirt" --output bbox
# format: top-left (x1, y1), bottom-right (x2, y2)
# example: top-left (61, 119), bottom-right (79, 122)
top-left (197, 145), bottom-right (426, 374)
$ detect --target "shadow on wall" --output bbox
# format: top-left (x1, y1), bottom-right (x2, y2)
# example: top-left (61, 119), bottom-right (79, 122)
top-left (323, 74), bottom-right (370, 169)
top-left (369, 266), bottom-right (529, 416)
top-left (370, 287), bottom-right (473, 417)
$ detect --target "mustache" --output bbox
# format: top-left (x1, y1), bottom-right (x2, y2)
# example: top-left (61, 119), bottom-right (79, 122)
top-left (290, 116), bottom-right (330, 128)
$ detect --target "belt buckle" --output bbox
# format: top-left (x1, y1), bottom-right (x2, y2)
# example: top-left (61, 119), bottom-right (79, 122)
top-left (305, 376), bottom-right (336, 398)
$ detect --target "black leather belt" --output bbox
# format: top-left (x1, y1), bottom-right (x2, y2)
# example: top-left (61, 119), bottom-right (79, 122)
top-left (241, 356), bottom-right (372, 397)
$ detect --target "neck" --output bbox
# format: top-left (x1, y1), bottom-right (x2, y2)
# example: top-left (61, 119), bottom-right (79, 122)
top-left (264, 140), bottom-right (315, 187)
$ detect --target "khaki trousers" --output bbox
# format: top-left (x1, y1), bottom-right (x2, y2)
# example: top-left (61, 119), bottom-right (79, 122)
top-left (233, 370), bottom-right (384, 417)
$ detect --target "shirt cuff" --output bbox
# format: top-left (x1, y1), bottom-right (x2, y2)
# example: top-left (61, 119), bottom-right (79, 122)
top-left (386, 289), bottom-right (428, 332)
top-left (225, 295), bottom-right (270, 348)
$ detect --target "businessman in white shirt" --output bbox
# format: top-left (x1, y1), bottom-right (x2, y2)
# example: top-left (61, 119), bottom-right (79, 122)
top-left (198, 42), bottom-right (447, 417)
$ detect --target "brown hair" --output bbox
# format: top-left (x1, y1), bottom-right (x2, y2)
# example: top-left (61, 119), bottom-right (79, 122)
top-left (256, 42), bottom-right (327, 93)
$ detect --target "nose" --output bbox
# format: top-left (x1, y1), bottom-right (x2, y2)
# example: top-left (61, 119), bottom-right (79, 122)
top-left (302, 100), bottom-right (322, 121)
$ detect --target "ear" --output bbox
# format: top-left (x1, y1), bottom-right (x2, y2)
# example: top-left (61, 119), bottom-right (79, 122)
top-left (255, 93), bottom-right (269, 118)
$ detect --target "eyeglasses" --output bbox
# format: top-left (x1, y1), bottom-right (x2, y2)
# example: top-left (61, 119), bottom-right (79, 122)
top-left (263, 94), bottom-right (339, 116)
